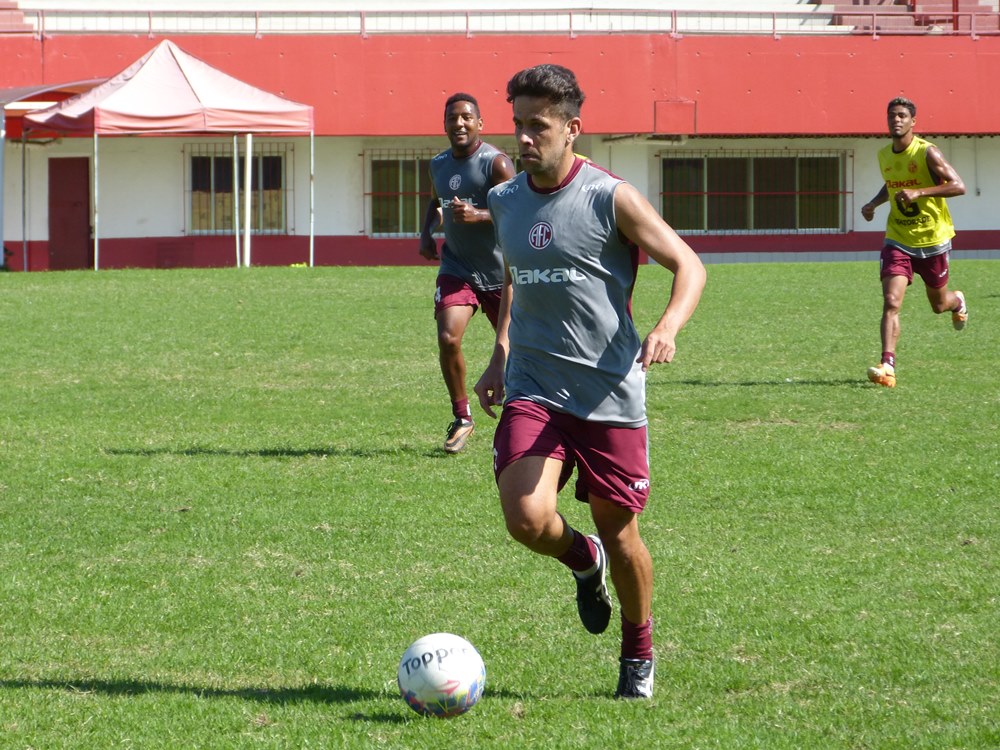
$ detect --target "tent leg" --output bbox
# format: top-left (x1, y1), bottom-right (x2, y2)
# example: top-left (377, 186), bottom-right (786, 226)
top-left (309, 130), bottom-right (315, 267)
top-left (21, 132), bottom-right (27, 271)
top-left (233, 133), bottom-right (240, 267)
top-left (0, 108), bottom-right (5, 270)
top-left (243, 133), bottom-right (252, 268)
top-left (93, 132), bottom-right (100, 271)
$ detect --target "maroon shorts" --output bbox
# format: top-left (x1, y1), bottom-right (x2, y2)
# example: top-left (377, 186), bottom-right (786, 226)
top-left (493, 399), bottom-right (651, 514)
top-left (434, 274), bottom-right (501, 329)
top-left (879, 246), bottom-right (950, 289)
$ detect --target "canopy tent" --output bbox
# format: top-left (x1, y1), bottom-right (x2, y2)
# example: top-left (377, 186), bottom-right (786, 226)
top-left (1, 80), bottom-right (108, 270)
top-left (22, 39), bottom-right (315, 269)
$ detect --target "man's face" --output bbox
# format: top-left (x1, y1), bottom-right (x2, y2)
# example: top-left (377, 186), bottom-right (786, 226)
top-left (512, 95), bottom-right (578, 181)
top-left (444, 101), bottom-right (482, 151)
top-left (887, 105), bottom-right (915, 139)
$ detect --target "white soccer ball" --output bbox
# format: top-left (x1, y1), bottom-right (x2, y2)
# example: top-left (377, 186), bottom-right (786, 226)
top-left (397, 632), bottom-right (486, 718)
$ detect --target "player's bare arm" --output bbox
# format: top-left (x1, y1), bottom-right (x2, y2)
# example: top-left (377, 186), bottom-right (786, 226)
top-left (419, 183), bottom-right (443, 260)
top-left (474, 265), bottom-right (513, 418)
top-left (861, 184), bottom-right (889, 222)
top-left (895, 147), bottom-right (966, 206)
top-left (614, 182), bottom-right (706, 370)
top-left (450, 154), bottom-right (515, 225)
top-left (491, 152), bottom-right (516, 185)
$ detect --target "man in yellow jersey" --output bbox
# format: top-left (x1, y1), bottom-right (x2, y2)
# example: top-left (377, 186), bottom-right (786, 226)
top-left (860, 97), bottom-right (968, 388)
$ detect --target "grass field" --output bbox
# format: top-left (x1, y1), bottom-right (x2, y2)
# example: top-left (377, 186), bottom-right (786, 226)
top-left (0, 261), bottom-right (997, 749)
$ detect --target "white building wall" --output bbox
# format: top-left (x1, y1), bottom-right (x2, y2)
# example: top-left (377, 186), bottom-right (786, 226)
top-left (314, 136), bottom-right (365, 237)
top-left (5, 133), bottom-right (1000, 243)
top-left (99, 138), bottom-right (183, 237)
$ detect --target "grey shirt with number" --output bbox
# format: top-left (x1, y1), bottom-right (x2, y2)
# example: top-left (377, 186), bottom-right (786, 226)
top-left (429, 141), bottom-right (506, 291)
top-left (487, 159), bottom-right (646, 427)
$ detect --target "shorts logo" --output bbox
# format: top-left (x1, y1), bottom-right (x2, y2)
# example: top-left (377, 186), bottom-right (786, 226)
top-left (629, 479), bottom-right (650, 492)
top-left (448, 174), bottom-right (462, 191)
top-left (528, 222), bottom-right (553, 250)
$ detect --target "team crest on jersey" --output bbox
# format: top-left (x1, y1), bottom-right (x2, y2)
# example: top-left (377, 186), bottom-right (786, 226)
top-left (528, 221), bottom-right (553, 250)
top-left (907, 161), bottom-right (918, 174)
top-left (449, 174), bottom-right (462, 191)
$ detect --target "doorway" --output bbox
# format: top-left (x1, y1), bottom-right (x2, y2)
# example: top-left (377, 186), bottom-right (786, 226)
top-left (48, 157), bottom-right (91, 270)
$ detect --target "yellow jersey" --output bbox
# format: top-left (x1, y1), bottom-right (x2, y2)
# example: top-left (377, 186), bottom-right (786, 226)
top-left (878, 136), bottom-right (955, 255)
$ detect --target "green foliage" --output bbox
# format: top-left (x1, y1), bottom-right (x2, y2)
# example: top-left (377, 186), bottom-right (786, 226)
top-left (0, 263), bottom-right (996, 749)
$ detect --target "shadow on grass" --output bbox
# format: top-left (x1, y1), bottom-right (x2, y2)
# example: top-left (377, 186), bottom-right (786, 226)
top-left (660, 378), bottom-right (863, 388)
top-left (1, 679), bottom-right (533, 724)
top-left (103, 445), bottom-right (449, 459)
top-left (350, 687), bottom-right (542, 724)
top-left (0, 677), bottom-right (380, 704)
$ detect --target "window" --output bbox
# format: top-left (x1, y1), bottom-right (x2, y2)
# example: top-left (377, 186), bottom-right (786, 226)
top-left (660, 151), bottom-right (846, 233)
top-left (186, 142), bottom-right (292, 234)
top-left (367, 150), bottom-right (436, 236)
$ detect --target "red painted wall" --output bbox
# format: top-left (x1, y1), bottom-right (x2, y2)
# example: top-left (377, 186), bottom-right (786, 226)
top-left (7, 229), bottom-right (998, 272)
top-left (3, 31), bottom-right (998, 270)
top-left (2, 33), bottom-right (999, 136)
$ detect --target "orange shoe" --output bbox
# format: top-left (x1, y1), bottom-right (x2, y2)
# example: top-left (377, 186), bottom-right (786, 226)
top-left (867, 363), bottom-right (896, 388)
top-left (952, 291), bottom-right (968, 331)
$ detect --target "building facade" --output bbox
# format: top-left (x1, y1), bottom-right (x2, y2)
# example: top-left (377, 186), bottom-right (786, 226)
top-left (2, 2), bottom-right (999, 270)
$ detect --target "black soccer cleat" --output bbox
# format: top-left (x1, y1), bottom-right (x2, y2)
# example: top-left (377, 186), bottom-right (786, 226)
top-left (615, 658), bottom-right (654, 699)
top-left (574, 534), bottom-right (612, 634)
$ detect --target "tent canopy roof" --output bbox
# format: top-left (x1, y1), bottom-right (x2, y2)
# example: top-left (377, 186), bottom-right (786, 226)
top-left (0, 80), bottom-right (107, 108)
top-left (23, 40), bottom-right (313, 135)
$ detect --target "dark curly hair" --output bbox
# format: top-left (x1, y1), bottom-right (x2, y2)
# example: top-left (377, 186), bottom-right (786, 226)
top-left (445, 92), bottom-right (480, 118)
top-left (506, 64), bottom-right (585, 121)
top-left (887, 97), bottom-right (916, 118)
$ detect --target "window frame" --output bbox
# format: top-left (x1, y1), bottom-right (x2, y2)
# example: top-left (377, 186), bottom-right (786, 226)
top-left (184, 141), bottom-right (294, 236)
top-left (364, 149), bottom-right (439, 238)
top-left (658, 149), bottom-right (851, 235)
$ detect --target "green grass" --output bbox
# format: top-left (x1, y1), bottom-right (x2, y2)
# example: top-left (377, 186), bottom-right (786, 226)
top-left (0, 262), bottom-right (997, 749)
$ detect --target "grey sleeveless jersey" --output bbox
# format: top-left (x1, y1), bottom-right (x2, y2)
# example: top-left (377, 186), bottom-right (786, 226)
top-left (487, 159), bottom-right (645, 427)
top-left (429, 141), bottom-right (505, 291)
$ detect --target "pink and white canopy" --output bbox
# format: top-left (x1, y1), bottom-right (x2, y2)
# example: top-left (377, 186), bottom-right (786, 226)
top-left (23, 39), bottom-right (313, 135)
top-left (20, 40), bottom-right (314, 270)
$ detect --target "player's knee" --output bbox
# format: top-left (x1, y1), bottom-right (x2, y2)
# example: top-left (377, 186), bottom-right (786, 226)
top-left (501, 506), bottom-right (548, 547)
top-left (504, 518), bottom-right (541, 547)
top-left (882, 292), bottom-right (903, 313)
top-left (600, 533), bottom-right (642, 567)
top-left (437, 328), bottom-right (463, 353)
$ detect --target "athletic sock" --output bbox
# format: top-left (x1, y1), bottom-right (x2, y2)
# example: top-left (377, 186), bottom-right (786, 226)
top-left (452, 398), bottom-right (471, 422)
top-left (556, 528), bottom-right (597, 575)
top-left (621, 614), bottom-right (654, 661)
top-left (881, 352), bottom-right (895, 369)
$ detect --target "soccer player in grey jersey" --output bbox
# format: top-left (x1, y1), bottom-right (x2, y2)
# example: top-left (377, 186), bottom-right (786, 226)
top-left (419, 93), bottom-right (516, 453)
top-left (476, 65), bottom-right (705, 699)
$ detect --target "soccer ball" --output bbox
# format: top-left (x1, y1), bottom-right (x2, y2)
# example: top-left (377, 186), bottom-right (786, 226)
top-left (397, 632), bottom-right (486, 718)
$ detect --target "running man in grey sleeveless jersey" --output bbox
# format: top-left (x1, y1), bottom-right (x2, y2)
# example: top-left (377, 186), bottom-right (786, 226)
top-left (419, 93), bottom-right (515, 453)
top-left (475, 65), bottom-right (705, 699)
